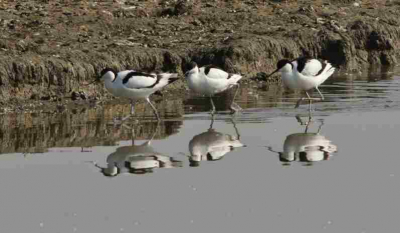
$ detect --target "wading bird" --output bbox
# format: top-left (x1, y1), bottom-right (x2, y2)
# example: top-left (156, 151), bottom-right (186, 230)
top-left (94, 68), bottom-right (179, 121)
top-left (184, 62), bottom-right (243, 114)
top-left (266, 57), bottom-right (335, 110)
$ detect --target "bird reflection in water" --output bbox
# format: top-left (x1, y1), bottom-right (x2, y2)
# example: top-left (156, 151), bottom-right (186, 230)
top-left (94, 124), bottom-right (182, 177)
top-left (268, 116), bottom-right (338, 166)
top-left (188, 118), bottom-right (245, 167)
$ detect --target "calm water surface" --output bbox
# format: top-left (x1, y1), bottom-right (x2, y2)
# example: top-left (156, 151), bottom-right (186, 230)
top-left (1, 69), bottom-right (400, 232)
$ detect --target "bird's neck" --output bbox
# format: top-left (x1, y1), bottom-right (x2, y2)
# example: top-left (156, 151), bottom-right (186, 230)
top-left (186, 68), bottom-right (199, 79)
top-left (280, 64), bottom-right (293, 74)
top-left (103, 73), bottom-right (115, 90)
top-left (103, 72), bottom-right (115, 82)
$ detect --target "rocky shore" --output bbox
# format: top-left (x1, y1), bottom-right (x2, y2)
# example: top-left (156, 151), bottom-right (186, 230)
top-left (0, 0), bottom-right (399, 111)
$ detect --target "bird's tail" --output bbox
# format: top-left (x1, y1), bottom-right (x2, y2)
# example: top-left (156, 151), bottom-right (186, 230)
top-left (229, 74), bottom-right (243, 84)
top-left (325, 63), bottom-right (335, 77)
top-left (160, 73), bottom-right (180, 84)
top-left (319, 62), bottom-right (335, 83)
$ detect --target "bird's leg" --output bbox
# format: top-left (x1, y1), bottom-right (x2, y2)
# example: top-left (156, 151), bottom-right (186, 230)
top-left (295, 115), bottom-right (304, 125)
top-left (146, 98), bottom-right (161, 122)
top-left (229, 84), bottom-right (242, 114)
top-left (306, 92), bottom-right (313, 113)
top-left (317, 120), bottom-right (324, 134)
top-left (130, 99), bottom-right (135, 115)
top-left (295, 114), bottom-right (312, 126)
top-left (315, 87), bottom-right (324, 100)
top-left (209, 96), bottom-right (216, 115)
top-left (295, 97), bottom-right (306, 108)
top-left (118, 100), bottom-right (135, 123)
top-left (229, 118), bottom-right (241, 140)
top-left (209, 114), bottom-right (215, 130)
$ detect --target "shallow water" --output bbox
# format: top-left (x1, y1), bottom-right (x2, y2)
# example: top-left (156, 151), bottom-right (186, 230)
top-left (1, 69), bottom-right (400, 232)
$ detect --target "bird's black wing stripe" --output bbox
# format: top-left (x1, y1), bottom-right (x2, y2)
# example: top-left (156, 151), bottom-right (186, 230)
top-left (122, 71), bottom-right (156, 85)
top-left (204, 65), bottom-right (222, 76)
top-left (145, 74), bottom-right (163, 88)
top-left (146, 74), bottom-right (178, 88)
top-left (296, 57), bottom-right (310, 73)
top-left (227, 73), bottom-right (234, 79)
top-left (315, 59), bottom-right (328, 76)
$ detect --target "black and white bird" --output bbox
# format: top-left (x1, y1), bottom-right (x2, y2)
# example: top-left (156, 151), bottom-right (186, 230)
top-left (266, 57), bottom-right (336, 109)
top-left (184, 62), bottom-right (243, 114)
top-left (96, 68), bottom-right (179, 121)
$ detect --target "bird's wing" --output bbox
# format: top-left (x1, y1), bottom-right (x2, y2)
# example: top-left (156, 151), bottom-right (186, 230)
top-left (296, 57), bottom-right (326, 77)
top-left (201, 65), bottom-right (230, 79)
top-left (121, 71), bottom-right (158, 89)
top-left (115, 70), bottom-right (135, 80)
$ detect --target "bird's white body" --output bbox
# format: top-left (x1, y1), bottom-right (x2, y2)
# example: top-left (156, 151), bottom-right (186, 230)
top-left (185, 65), bottom-right (242, 96)
top-left (189, 129), bottom-right (244, 163)
top-left (280, 58), bottom-right (335, 91)
top-left (281, 132), bottom-right (337, 162)
top-left (102, 70), bottom-right (178, 100)
top-left (99, 68), bottom-right (179, 120)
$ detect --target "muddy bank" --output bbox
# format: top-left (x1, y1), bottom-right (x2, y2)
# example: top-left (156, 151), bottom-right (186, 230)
top-left (0, 0), bottom-right (400, 106)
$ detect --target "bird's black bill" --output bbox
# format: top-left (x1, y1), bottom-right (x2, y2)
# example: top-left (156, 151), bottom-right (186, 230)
top-left (266, 69), bottom-right (279, 79)
top-left (83, 79), bottom-right (99, 86)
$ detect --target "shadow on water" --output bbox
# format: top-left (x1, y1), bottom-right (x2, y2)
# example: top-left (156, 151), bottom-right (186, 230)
top-left (268, 116), bottom-right (338, 166)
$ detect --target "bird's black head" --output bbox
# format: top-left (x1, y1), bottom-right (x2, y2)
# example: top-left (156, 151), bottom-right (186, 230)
top-left (95, 68), bottom-right (117, 82)
top-left (187, 61), bottom-right (198, 70)
top-left (264, 59), bottom-right (291, 79)
top-left (184, 61), bottom-right (199, 77)
top-left (98, 68), bottom-right (117, 82)
top-left (277, 59), bottom-right (291, 70)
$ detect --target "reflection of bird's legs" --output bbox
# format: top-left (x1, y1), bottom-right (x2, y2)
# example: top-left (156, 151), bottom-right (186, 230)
top-left (305, 121), bottom-right (310, 133)
top-left (209, 115), bottom-right (215, 130)
top-left (146, 98), bottom-right (161, 122)
top-left (295, 96), bottom-right (305, 109)
top-left (230, 118), bottom-right (241, 140)
top-left (149, 122), bottom-right (161, 141)
top-left (229, 84), bottom-right (242, 114)
top-left (295, 114), bottom-right (313, 127)
top-left (209, 96), bottom-right (216, 115)
top-left (131, 126), bottom-right (135, 145)
top-left (295, 115), bottom-right (303, 124)
top-left (317, 120), bottom-right (324, 134)
top-left (306, 92), bottom-right (313, 112)
top-left (295, 114), bottom-right (313, 133)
